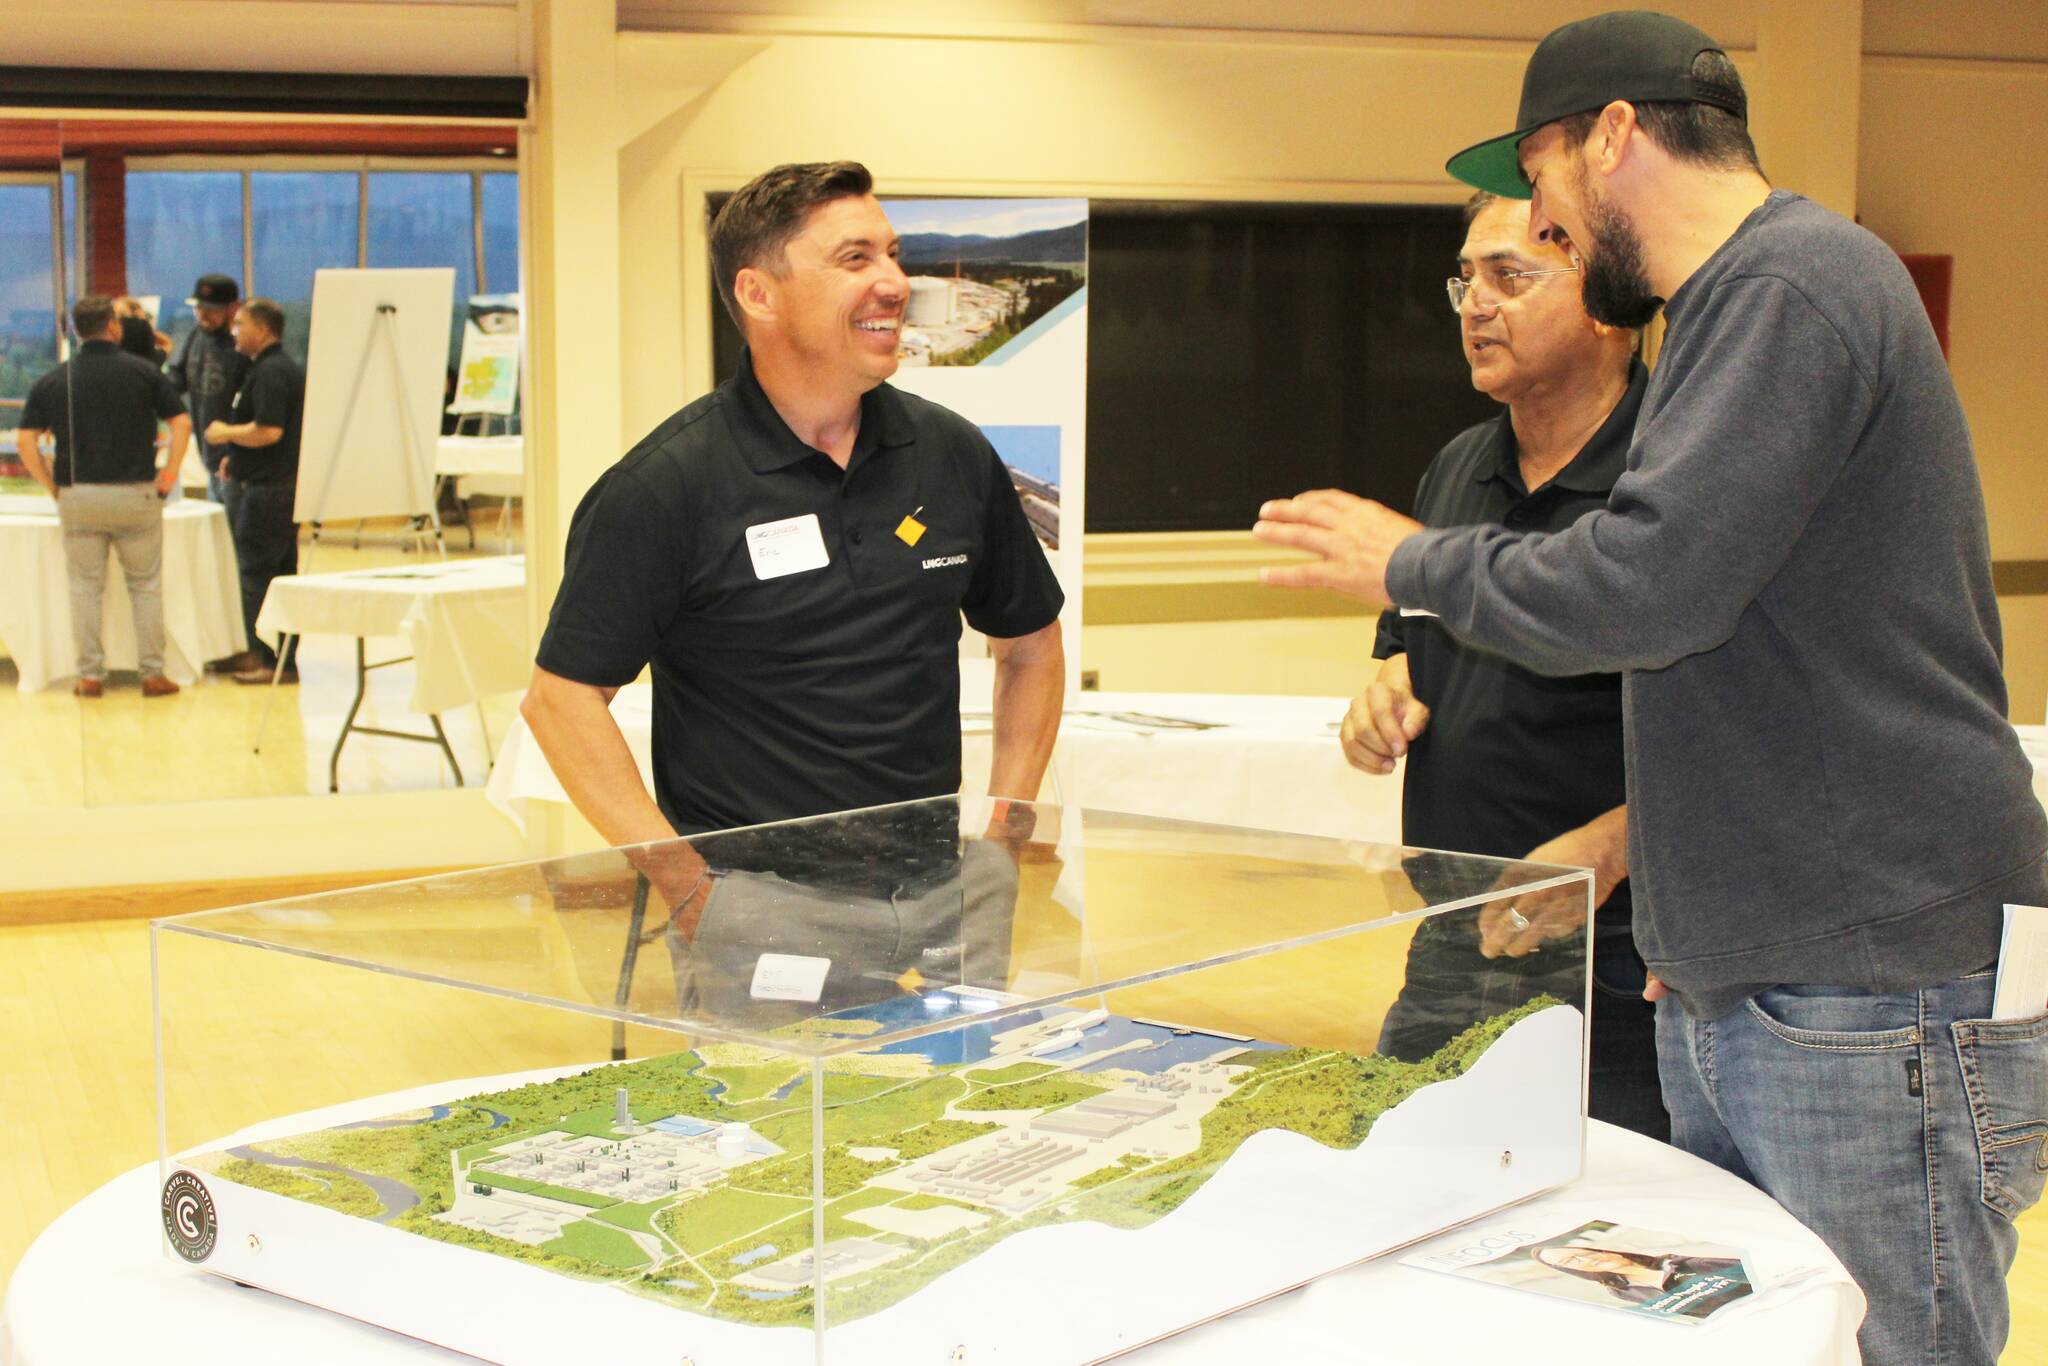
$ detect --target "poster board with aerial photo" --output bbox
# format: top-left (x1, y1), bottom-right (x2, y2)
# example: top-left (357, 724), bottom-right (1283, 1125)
top-left (879, 198), bottom-right (1086, 688)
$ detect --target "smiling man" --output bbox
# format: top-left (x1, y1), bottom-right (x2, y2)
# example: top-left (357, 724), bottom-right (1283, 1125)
top-left (1355, 192), bottom-right (1663, 1139)
top-left (1254, 14), bottom-right (2047, 1365)
top-left (523, 162), bottom-right (1064, 892)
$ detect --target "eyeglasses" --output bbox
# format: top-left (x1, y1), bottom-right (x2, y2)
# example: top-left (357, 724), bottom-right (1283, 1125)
top-left (1445, 265), bottom-right (1581, 313)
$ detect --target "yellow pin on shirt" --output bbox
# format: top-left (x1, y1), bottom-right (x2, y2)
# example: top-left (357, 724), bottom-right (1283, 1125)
top-left (895, 506), bottom-right (928, 546)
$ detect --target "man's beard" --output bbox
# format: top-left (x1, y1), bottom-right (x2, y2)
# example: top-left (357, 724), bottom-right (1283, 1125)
top-left (1572, 166), bottom-right (1664, 328)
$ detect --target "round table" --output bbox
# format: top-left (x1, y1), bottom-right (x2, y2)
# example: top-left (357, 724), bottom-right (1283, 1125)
top-left (0, 492), bottom-right (244, 690)
top-left (1, 1123), bottom-right (1861, 1365)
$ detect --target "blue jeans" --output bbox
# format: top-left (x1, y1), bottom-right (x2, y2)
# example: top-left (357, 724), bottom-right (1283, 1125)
top-left (1657, 972), bottom-right (2048, 1365)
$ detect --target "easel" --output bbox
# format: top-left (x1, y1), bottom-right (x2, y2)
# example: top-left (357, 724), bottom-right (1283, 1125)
top-left (302, 302), bottom-right (446, 567)
top-left (254, 301), bottom-right (467, 777)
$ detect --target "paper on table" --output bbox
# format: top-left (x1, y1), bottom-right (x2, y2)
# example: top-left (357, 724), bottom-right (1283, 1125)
top-left (1992, 904), bottom-right (2048, 1020)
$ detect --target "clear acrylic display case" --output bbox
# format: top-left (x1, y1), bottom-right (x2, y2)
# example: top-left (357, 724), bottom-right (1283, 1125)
top-left (153, 798), bottom-right (1592, 1364)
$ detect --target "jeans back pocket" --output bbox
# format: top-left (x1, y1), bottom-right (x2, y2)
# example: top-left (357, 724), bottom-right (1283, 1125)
top-left (1951, 1011), bottom-right (2048, 1220)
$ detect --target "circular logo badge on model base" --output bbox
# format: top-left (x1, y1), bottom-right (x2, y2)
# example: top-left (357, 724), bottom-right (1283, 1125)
top-left (161, 1171), bottom-right (219, 1263)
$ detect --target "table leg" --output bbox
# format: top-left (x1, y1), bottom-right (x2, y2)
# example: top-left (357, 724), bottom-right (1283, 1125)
top-left (329, 637), bottom-right (370, 792)
top-left (250, 632), bottom-right (298, 756)
top-left (475, 699), bottom-right (496, 769)
top-left (426, 711), bottom-right (465, 786)
top-left (326, 644), bottom-right (474, 791)
top-left (613, 872), bottom-right (651, 1061)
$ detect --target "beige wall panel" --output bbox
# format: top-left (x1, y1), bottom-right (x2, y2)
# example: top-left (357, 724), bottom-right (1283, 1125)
top-left (613, 30), bottom-right (1544, 439)
top-left (1864, 0), bottom-right (2048, 62)
top-left (1859, 57), bottom-right (2048, 563)
top-left (1082, 616), bottom-right (1377, 699)
top-left (7, 0), bottom-right (525, 76)
top-left (620, 0), bottom-right (1756, 46)
top-left (2001, 596), bottom-right (2048, 727)
top-left (0, 790), bottom-right (531, 896)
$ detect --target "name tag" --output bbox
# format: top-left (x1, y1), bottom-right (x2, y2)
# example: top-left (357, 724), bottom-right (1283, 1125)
top-left (750, 953), bottom-right (832, 1003)
top-left (744, 513), bottom-right (830, 581)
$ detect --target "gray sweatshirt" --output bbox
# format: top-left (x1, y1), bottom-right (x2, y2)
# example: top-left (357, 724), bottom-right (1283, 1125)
top-left (1387, 190), bottom-right (2047, 1018)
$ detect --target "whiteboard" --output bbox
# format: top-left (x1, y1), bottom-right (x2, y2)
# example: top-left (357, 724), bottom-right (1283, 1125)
top-left (296, 268), bottom-right (455, 523)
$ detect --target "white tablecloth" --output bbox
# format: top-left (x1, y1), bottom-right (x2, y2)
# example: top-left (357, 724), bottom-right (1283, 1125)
top-left (436, 435), bottom-right (523, 500)
top-left (485, 687), bottom-right (1405, 841)
top-left (486, 693), bottom-right (2048, 840)
top-left (0, 1122), bottom-right (1860, 1366)
top-left (0, 493), bottom-right (243, 690)
top-left (255, 555), bottom-right (529, 715)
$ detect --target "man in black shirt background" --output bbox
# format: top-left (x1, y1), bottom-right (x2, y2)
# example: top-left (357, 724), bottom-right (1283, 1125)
top-left (14, 296), bottom-right (191, 698)
top-left (165, 274), bottom-right (247, 506)
top-left (205, 297), bottom-right (305, 686)
top-left (523, 161), bottom-right (1065, 913)
top-left (1345, 192), bottom-right (1665, 1138)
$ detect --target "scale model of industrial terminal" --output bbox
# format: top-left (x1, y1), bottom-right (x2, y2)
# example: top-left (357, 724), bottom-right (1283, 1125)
top-left (190, 991), bottom-right (1553, 1331)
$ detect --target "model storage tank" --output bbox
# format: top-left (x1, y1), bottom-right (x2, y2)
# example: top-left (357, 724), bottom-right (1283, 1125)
top-left (906, 277), bottom-right (954, 326)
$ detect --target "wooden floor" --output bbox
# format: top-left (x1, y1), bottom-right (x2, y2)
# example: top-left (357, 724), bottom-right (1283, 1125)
top-left (1, 909), bottom-right (2044, 1359)
top-left (0, 514), bottom-right (523, 813)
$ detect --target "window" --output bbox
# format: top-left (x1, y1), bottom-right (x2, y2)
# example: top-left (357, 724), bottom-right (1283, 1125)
top-left (0, 178), bottom-right (61, 405)
top-left (368, 171), bottom-right (477, 367)
top-left (125, 171), bottom-right (242, 350)
top-left (121, 160), bottom-right (518, 369)
top-left (60, 170), bottom-right (78, 312)
top-left (481, 171), bottom-right (518, 296)
top-left (251, 171), bottom-right (360, 364)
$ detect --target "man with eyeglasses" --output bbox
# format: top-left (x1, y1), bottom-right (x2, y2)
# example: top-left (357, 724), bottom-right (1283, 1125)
top-left (1256, 13), bottom-right (2046, 1364)
top-left (1352, 190), bottom-right (1664, 1139)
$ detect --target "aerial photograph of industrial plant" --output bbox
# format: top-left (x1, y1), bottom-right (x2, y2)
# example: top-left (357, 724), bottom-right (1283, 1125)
top-left (184, 989), bottom-right (1563, 1338)
top-left (880, 198), bottom-right (1086, 368)
top-left (979, 424), bottom-right (1060, 549)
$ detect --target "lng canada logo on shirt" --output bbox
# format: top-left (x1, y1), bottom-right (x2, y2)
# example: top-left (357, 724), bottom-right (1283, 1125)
top-left (922, 553), bottom-right (969, 571)
top-left (161, 1170), bottom-right (219, 1263)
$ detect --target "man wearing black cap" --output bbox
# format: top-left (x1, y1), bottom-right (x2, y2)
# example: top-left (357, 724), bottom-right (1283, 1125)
top-left (1254, 13), bottom-right (2046, 1365)
top-left (166, 274), bottom-right (249, 509)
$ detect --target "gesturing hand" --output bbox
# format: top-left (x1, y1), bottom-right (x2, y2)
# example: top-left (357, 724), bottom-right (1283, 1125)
top-left (1254, 489), bottom-right (1423, 607)
top-left (1340, 654), bottom-right (1430, 776)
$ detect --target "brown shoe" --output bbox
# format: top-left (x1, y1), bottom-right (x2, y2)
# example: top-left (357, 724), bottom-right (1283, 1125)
top-left (233, 665), bottom-right (299, 686)
top-left (206, 651), bottom-right (259, 675)
top-left (141, 675), bottom-right (181, 698)
top-left (73, 677), bottom-right (104, 698)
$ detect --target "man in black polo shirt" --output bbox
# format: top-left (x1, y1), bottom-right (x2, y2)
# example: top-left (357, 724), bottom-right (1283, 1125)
top-left (15, 296), bottom-right (191, 698)
top-left (205, 297), bottom-right (305, 686)
top-left (1344, 192), bottom-right (1665, 1138)
top-left (166, 274), bottom-right (248, 508)
top-left (524, 161), bottom-right (1065, 908)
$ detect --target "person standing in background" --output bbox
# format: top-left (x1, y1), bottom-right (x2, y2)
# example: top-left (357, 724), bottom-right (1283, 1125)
top-left (14, 296), bottom-right (191, 698)
top-left (165, 275), bottom-right (247, 507)
top-left (1355, 190), bottom-right (1664, 1140)
top-left (207, 298), bottom-right (306, 687)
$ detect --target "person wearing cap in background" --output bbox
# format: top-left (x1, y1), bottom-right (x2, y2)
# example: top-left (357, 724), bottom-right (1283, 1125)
top-left (1253, 12), bottom-right (2047, 1364)
top-left (165, 274), bottom-right (249, 510)
top-left (14, 296), bottom-right (191, 699)
top-left (167, 273), bottom-right (256, 672)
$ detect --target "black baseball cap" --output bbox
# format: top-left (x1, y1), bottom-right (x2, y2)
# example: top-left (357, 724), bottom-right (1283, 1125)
top-left (1446, 11), bottom-right (1745, 199)
top-left (185, 274), bottom-right (240, 308)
